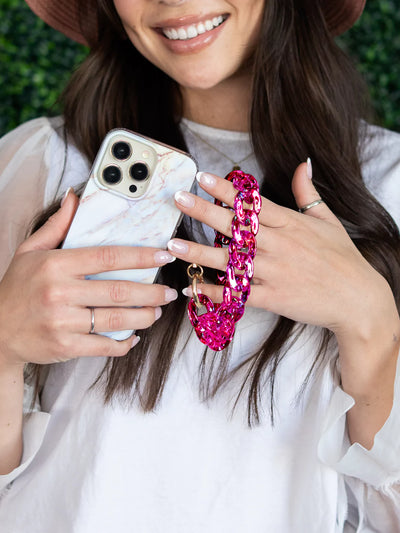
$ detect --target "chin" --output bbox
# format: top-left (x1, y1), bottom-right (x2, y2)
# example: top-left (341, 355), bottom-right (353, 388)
top-left (168, 68), bottom-right (228, 91)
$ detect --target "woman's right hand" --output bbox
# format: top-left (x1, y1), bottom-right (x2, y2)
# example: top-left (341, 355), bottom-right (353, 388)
top-left (0, 190), bottom-right (177, 367)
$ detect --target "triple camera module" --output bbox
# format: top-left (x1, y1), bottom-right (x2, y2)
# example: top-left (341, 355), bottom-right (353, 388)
top-left (98, 137), bottom-right (157, 198)
top-left (103, 141), bottom-right (149, 187)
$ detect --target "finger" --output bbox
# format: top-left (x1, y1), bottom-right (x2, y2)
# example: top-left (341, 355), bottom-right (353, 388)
top-left (196, 171), bottom-right (290, 228)
top-left (68, 333), bottom-right (140, 358)
top-left (167, 239), bottom-right (228, 270)
top-left (74, 306), bottom-right (162, 334)
top-left (175, 189), bottom-right (234, 238)
top-left (71, 280), bottom-right (178, 307)
top-left (170, 237), bottom-right (273, 289)
top-left (182, 282), bottom-right (267, 309)
top-left (55, 247), bottom-right (176, 277)
top-left (18, 188), bottom-right (79, 254)
top-left (292, 160), bottom-right (340, 226)
top-left (196, 172), bottom-right (237, 206)
top-left (182, 283), bottom-right (224, 304)
top-left (176, 187), bottom-right (287, 243)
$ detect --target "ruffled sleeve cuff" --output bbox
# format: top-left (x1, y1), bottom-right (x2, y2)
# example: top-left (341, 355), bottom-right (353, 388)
top-left (0, 411), bottom-right (50, 494)
top-left (318, 352), bottom-right (400, 488)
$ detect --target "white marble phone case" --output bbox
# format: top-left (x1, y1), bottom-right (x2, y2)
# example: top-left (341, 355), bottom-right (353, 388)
top-left (62, 129), bottom-right (197, 340)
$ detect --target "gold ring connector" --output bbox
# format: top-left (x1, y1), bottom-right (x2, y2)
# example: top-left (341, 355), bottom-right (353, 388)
top-left (187, 263), bottom-right (204, 309)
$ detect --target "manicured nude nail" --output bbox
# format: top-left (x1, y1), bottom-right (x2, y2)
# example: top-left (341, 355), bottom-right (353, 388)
top-left (306, 158), bottom-right (313, 180)
top-left (167, 239), bottom-right (189, 254)
top-left (131, 335), bottom-right (141, 349)
top-left (61, 187), bottom-right (72, 207)
top-left (182, 286), bottom-right (194, 297)
top-left (196, 172), bottom-right (216, 188)
top-left (175, 191), bottom-right (195, 208)
top-left (165, 288), bottom-right (178, 302)
top-left (182, 286), bottom-right (203, 297)
top-left (154, 251), bottom-right (176, 265)
top-left (155, 307), bottom-right (162, 320)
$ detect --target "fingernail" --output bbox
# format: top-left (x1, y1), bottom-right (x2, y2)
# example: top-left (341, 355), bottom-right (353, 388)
top-left (306, 158), bottom-right (313, 180)
top-left (196, 172), bottom-right (216, 188)
top-left (154, 251), bottom-right (176, 265)
top-left (155, 307), bottom-right (162, 320)
top-left (167, 239), bottom-right (189, 254)
top-left (61, 187), bottom-right (72, 207)
top-left (165, 288), bottom-right (178, 302)
top-left (182, 286), bottom-right (195, 297)
top-left (175, 191), bottom-right (195, 208)
top-left (131, 335), bottom-right (141, 349)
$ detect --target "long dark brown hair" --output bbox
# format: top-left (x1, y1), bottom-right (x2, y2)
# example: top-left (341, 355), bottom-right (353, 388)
top-left (28, 0), bottom-right (400, 423)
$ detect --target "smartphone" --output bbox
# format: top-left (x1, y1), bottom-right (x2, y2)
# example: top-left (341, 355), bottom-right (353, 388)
top-left (62, 128), bottom-right (198, 340)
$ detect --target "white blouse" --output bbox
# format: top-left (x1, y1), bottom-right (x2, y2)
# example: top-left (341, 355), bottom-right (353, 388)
top-left (0, 117), bottom-right (400, 533)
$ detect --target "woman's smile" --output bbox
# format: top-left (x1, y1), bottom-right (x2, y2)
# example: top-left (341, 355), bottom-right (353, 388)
top-left (158, 14), bottom-right (228, 41)
top-left (154, 13), bottom-right (229, 54)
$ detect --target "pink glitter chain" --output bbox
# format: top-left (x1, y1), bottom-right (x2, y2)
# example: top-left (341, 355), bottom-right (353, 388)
top-left (187, 170), bottom-right (262, 351)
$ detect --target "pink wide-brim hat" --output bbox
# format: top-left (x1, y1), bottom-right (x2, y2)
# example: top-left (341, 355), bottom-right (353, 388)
top-left (25, 0), bottom-right (366, 46)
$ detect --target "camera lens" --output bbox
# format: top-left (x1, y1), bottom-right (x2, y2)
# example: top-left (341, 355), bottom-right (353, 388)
top-left (130, 163), bottom-right (149, 181)
top-left (112, 142), bottom-right (131, 160)
top-left (103, 165), bottom-right (122, 184)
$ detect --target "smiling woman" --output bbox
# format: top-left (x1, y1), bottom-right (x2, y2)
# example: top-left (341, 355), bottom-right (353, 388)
top-left (0, 1), bottom-right (400, 532)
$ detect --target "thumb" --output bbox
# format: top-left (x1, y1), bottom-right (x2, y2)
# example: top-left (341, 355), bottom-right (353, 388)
top-left (292, 159), bottom-right (338, 224)
top-left (19, 188), bottom-right (79, 253)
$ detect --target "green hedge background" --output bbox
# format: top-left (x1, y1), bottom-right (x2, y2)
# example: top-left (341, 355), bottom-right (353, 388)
top-left (1, 0), bottom-right (399, 137)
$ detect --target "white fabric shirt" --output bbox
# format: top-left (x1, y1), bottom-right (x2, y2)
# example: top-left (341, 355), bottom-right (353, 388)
top-left (0, 117), bottom-right (400, 532)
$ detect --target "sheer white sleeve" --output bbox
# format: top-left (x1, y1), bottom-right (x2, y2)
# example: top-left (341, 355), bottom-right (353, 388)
top-left (0, 117), bottom-right (64, 279)
top-left (0, 118), bottom-right (59, 493)
top-left (0, 117), bottom-right (90, 493)
top-left (318, 353), bottom-right (400, 531)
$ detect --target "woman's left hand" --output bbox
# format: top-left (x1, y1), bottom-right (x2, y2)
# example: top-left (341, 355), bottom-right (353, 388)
top-left (168, 163), bottom-right (400, 447)
top-left (168, 163), bottom-right (397, 347)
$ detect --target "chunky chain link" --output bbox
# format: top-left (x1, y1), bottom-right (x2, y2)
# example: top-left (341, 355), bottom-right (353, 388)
top-left (188, 170), bottom-right (261, 351)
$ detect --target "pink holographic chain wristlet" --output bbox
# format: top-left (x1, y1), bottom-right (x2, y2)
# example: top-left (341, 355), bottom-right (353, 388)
top-left (187, 170), bottom-right (262, 351)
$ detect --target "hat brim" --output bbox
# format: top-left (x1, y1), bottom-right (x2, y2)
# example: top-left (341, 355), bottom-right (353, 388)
top-left (25, 0), bottom-right (366, 46)
top-left (26, 0), bottom-right (91, 46)
top-left (323, 0), bottom-right (366, 36)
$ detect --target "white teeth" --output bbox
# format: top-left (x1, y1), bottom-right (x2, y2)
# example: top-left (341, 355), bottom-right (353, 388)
top-left (187, 25), bottom-right (197, 38)
top-left (162, 15), bottom-right (226, 41)
top-left (178, 27), bottom-right (187, 40)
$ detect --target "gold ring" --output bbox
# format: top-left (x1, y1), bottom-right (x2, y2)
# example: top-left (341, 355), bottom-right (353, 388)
top-left (187, 263), bottom-right (204, 310)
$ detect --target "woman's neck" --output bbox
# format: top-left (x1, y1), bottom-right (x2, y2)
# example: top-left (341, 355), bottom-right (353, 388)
top-left (180, 73), bottom-right (252, 132)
